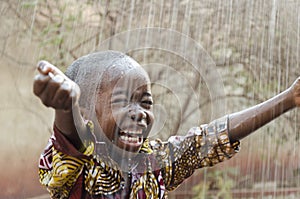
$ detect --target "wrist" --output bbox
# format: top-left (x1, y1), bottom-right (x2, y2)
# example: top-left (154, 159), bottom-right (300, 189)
top-left (285, 87), bottom-right (296, 109)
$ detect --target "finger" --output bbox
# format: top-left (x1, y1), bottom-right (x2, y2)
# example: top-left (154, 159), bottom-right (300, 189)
top-left (53, 91), bottom-right (70, 110)
top-left (37, 60), bottom-right (53, 75)
top-left (33, 73), bottom-right (51, 96)
top-left (37, 60), bottom-right (67, 78)
top-left (63, 96), bottom-right (73, 111)
top-left (38, 75), bottom-right (64, 107)
top-left (52, 81), bottom-right (72, 108)
top-left (64, 84), bottom-right (80, 111)
top-left (52, 73), bottom-right (65, 84)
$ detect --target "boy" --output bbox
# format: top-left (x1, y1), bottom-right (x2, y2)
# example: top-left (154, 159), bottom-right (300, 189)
top-left (34, 51), bottom-right (300, 199)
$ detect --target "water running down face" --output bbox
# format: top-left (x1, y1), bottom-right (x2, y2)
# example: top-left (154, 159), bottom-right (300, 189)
top-left (95, 63), bottom-right (154, 153)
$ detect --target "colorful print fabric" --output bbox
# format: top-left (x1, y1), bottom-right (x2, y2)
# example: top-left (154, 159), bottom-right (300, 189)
top-left (39, 116), bottom-right (239, 199)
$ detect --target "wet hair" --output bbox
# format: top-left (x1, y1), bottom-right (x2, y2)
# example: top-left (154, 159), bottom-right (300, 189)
top-left (65, 51), bottom-right (141, 113)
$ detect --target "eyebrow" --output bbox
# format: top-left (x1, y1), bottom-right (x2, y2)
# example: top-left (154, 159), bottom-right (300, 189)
top-left (112, 89), bottom-right (152, 96)
top-left (112, 89), bottom-right (127, 96)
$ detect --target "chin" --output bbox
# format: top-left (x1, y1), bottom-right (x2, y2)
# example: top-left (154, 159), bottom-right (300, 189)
top-left (116, 138), bottom-right (142, 153)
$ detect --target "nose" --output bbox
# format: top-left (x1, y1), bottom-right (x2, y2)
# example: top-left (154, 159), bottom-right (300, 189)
top-left (128, 105), bottom-right (147, 123)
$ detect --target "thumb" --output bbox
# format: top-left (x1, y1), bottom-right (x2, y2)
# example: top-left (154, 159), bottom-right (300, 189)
top-left (37, 60), bottom-right (66, 78)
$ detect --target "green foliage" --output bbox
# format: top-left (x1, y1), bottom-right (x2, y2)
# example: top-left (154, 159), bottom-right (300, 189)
top-left (192, 167), bottom-right (239, 199)
top-left (21, 1), bottom-right (38, 8)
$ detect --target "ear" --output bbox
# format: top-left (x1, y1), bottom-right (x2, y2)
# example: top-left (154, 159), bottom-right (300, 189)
top-left (80, 106), bottom-right (98, 126)
top-left (80, 107), bottom-right (90, 121)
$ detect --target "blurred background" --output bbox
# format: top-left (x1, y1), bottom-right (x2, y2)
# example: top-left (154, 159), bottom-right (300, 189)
top-left (1, 0), bottom-right (300, 198)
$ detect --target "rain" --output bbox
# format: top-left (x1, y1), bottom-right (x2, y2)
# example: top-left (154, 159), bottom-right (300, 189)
top-left (0, 0), bottom-right (300, 198)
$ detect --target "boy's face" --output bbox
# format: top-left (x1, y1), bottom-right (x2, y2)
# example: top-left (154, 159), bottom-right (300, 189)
top-left (95, 65), bottom-right (154, 153)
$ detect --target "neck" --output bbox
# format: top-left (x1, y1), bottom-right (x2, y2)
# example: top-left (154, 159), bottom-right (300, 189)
top-left (95, 140), bottom-right (139, 172)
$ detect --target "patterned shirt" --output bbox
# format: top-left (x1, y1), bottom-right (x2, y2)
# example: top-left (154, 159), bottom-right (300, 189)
top-left (38, 116), bottom-right (239, 199)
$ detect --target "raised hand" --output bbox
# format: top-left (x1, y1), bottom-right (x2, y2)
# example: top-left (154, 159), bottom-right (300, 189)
top-left (289, 77), bottom-right (300, 107)
top-left (33, 60), bottom-right (85, 149)
top-left (33, 60), bottom-right (80, 111)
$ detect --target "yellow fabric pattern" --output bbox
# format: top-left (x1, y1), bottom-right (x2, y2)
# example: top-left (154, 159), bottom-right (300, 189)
top-left (84, 156), bottom-right (124, 195)
top-left (39, 142), bottom-right (94, 198)
top-left (39, 116), bottom-right (240, 198)
top-left (139, 138), bottom-right (153, 154)
top-left (150, 115), bottom-right (240, 191)
top-left (130, 170), bottom-right (160, 199)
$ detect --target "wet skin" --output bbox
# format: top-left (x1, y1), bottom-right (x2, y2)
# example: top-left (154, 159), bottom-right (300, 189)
top-left (33, 60), bottom-right (155, 154)
top-left (33, 58), bottom-right (300, 156)
top-left (95, 67), bottom-right (154, 153)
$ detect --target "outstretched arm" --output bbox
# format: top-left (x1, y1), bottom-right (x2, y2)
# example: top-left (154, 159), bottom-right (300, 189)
top-left (33, 61), bottom-right (86, 150)
top-left (228, 77), bottom-right (300, 143)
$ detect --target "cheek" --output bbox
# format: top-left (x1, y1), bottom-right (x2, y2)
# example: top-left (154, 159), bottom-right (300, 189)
top-left (96, 114), bottom-right (116, 141)
top-left (95, 103), bottom-right (115, 136)
top-left (111, 106), bottom-right (127, 127)
top-left (147, 109), bottom-right (155, 124)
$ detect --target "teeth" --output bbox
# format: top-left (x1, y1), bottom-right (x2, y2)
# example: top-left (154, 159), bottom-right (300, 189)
top-left (119, 129), bottom-right (144, 144)
top-left (119, 134), bottom-right (142, 144)
top-left (123, 129), bottom-right (142, 135)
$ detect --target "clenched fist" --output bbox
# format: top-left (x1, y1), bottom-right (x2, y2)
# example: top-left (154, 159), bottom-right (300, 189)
top-left (33, 61), bottom-right (80, 111)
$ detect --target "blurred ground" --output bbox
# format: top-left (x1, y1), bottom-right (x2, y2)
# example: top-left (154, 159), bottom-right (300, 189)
top-left (0, 59), bottom-right (52, 198)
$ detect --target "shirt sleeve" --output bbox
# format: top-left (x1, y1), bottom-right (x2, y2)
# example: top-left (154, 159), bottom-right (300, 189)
top-left (150, 115), bottom-right (240, 191)
top-left (38, 124), bottom-right (94, 198)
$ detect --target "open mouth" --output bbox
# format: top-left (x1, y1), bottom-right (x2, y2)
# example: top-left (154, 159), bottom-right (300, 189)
top-left (118, 129), bottom-right (143, 145)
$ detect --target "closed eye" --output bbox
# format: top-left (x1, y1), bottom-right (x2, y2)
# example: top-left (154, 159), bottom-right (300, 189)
top-left (111, 98), bottom-right (128, 105)
top-left (141, 100), bottom-right (153, 105)
top-left (141, 94), bottom-right (153, 108)
top-left (141, 100), bottom-right (153, 109)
